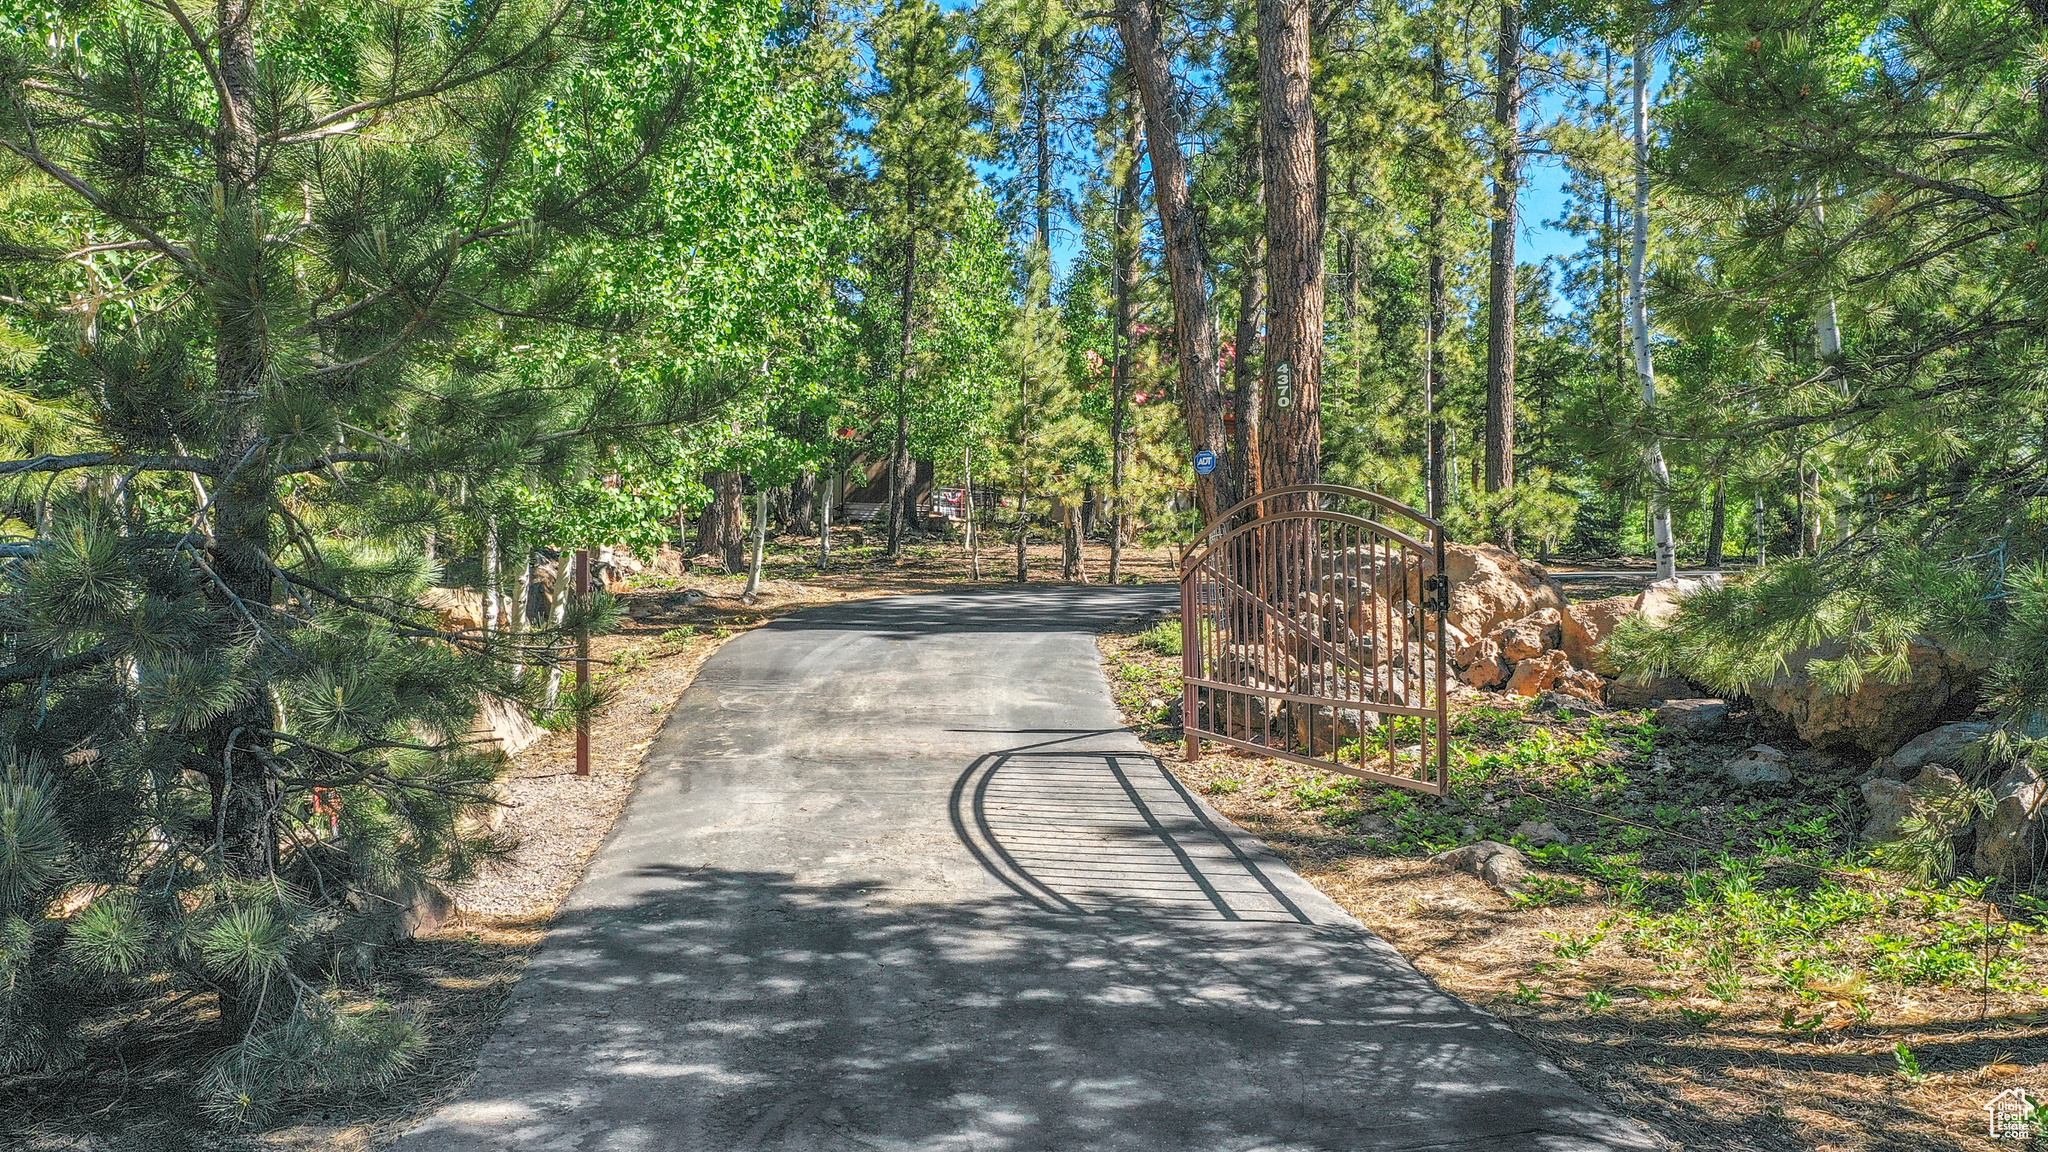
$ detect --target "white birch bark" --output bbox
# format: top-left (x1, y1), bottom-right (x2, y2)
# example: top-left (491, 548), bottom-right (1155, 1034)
top-left (1630, 36), bottom-right (1676, 580)
top-left (745, 487), bottom-right (767, 597)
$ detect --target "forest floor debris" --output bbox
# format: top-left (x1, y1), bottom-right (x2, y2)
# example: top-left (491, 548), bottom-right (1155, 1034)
top-left (1099, 614), bottom-right (2048, 1152)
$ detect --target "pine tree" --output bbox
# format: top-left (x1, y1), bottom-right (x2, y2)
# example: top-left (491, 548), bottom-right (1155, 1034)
top-left (855, 0), bottom-right (983, 558)
top-left (1613, 0), bottom-right (2048, 726)
top-left (0, 0), bottom-right (771, 1119)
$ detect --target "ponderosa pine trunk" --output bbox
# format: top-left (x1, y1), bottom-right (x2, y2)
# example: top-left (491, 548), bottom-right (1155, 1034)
top-left (1256, 0), bottom-right (1323, 507)
top-left (1233, 244), bottom-right (1264, 508)
top-left (1109, 104), bottom-right (1140, 585)
top-left (702, 471), bottom-right (746, 572)
top-left (1485, 0), bottom-right (1524, 513)
top-left (1113, 0), bottom-right (1232, 522)
top-left (1426, 44), bottom-right (1449, 522)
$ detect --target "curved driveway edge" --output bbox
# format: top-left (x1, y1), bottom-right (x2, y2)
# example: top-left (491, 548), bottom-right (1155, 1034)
top-left (397, 585), bottom-right (1663, 1152)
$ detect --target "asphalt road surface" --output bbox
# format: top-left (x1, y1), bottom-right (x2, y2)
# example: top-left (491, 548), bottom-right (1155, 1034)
top-left (397, 585), bottom-right (1660, 1152)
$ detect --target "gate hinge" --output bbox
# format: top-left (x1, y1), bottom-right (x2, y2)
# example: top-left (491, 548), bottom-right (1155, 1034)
top-left (1420, 573), bottom-right (1450, 613)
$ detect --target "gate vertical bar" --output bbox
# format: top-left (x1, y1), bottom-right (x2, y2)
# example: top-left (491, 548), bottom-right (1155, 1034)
top-left (1183, 556), bottom-right (1200, 762)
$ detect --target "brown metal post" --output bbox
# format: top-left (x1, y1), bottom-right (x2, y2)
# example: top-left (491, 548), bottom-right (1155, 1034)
top-left (575, 547), bottom-right (591, 777)
top-left (1181, 564), bottom-right (1200, 762)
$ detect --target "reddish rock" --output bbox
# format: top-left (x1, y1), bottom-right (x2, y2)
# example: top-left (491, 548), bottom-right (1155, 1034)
top-left (1459, 639), bottom-right (1510, 690)
top-left (1562, 593), bottom-right (1642, 674)
top-left (1442, 544), bottom-right (1569, 643)
top-left (1497, 608), bottom-right (1564, 663)
top-left (1505, 650), bottom-right (1576, 698)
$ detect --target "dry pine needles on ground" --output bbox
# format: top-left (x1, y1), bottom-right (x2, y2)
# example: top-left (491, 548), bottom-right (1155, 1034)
top-left (1097, 616), bottom-right (2048, 1152)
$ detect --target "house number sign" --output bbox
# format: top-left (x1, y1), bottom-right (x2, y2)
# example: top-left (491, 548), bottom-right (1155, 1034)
top-left (1273, 362), bottom-right (1293, 409)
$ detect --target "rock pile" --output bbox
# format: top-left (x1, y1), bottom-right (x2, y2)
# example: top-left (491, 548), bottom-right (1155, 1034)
top-left (1444, 547), bottom-right (1686, 706)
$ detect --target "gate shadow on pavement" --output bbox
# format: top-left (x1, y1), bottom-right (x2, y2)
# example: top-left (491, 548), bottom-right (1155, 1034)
top-left (406, 860), bottom-right (1658, 1152)
top-left (950, 747), bottom-right (1314, 923)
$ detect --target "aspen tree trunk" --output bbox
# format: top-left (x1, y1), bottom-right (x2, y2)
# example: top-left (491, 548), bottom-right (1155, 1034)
top-left (483, 515), bottom-right (501, 633)
top-left (544, 555), bottom-right (571, 706)
top-left (1256, 0), bottom-right (1323, 506)
top-left (1073, 502), bottom-right (1089, 578)
top-left (1810, 206), bottom-right (1841, 560)
top-left (965, 448), bottom-right (981, 580)
top-left (818, 473), bottom-right (833, 571)
top-left (1705, 479), bottom-right (1727, 570)
top-left (1426, 41), bottom-right (1448, 522)
top-left (1016, 376), bottom-right (1030, 583)
top-left (510, 548), bottom-right (532, 675)
top-left (1630, 35), bottom-right (1676, 580)
top-left (745, 488), bottom-right (767, 597)
top-left (1113, 0), bottom-right (1232, 521)
top-left (1485, 0), bottom-right (1524, 510)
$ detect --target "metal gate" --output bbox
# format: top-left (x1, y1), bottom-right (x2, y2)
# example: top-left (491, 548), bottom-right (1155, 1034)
top-left (1179, 484), bottom-right (1450, 795)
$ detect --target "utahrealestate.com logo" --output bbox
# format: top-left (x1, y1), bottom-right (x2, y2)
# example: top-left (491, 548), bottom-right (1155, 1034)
top-left (1985, 1088), bottom-right (2047, 1140)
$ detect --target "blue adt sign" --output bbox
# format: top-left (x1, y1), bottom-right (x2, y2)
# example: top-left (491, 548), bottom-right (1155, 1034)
top-left (1193, 449), bottom-right (1218, 476)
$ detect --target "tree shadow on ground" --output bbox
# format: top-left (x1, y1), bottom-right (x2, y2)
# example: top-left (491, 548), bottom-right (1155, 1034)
top-left (399, 743), bottom-right (1660, 1151)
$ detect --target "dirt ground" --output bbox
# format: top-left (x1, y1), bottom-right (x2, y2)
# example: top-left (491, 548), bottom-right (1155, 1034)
top-left (1095, 615), bottom-right (2048, 1152)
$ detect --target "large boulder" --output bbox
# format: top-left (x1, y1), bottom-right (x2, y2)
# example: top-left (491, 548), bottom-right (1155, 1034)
top-left (1972, 762), bottom-right (2046, 880)
top-left (1443, 544), bottom-right (1568, 643)
top-left (1752, 639), bottom-right (1988, 756)
top-left (1497, 608), bottom-right (1564, 663)
top-left (1562, 593), bottom-right (1642, 674)
top-left (472, 694), bottom-right (542, 756)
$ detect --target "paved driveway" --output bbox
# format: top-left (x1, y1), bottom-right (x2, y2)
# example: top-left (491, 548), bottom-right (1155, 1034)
top-left (397, 586), bottom-right (1660, 1152)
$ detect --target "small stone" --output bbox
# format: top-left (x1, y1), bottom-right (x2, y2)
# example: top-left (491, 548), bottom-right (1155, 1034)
top-left (681, 588), bottom-right (708, 606)
top-left (1607, 673), bottom-right (1696, 709)
top-left (1649, 751), bottom-right (1674, 775)
top-left (1888, 721), bottom-right (1995, 775)
top-left (1655, 698), bottom-right (1729, 737)
top-left (1973, 761), bottom-right (2045, 879)
top-left (1533, 690), bottom-right (1602, 718)
top-left (1513, 820), bottom-right (1569, 845)
top-left (1722, 744), bottom-right (1792, 786)
top-left (1861, 765), bottom-right (1964, 845)
top-left (1431, 839), bottom-right (1532, 895)
top-left (1355, 814), bottom-right (1392, 837)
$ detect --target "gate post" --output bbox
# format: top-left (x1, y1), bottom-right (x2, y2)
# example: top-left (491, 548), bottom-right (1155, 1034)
top-left (1181, 570), bottom-right (1200, 762)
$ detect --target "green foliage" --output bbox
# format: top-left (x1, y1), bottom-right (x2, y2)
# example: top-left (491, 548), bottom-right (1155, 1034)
top-left (0, 0), bottom-right (793, 1121)
top-left (1134, 620), bottom-right (1182, 656)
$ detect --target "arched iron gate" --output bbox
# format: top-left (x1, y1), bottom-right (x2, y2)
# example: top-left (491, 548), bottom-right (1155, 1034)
top-left (1179, 484), bottom-right (1450, 796)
